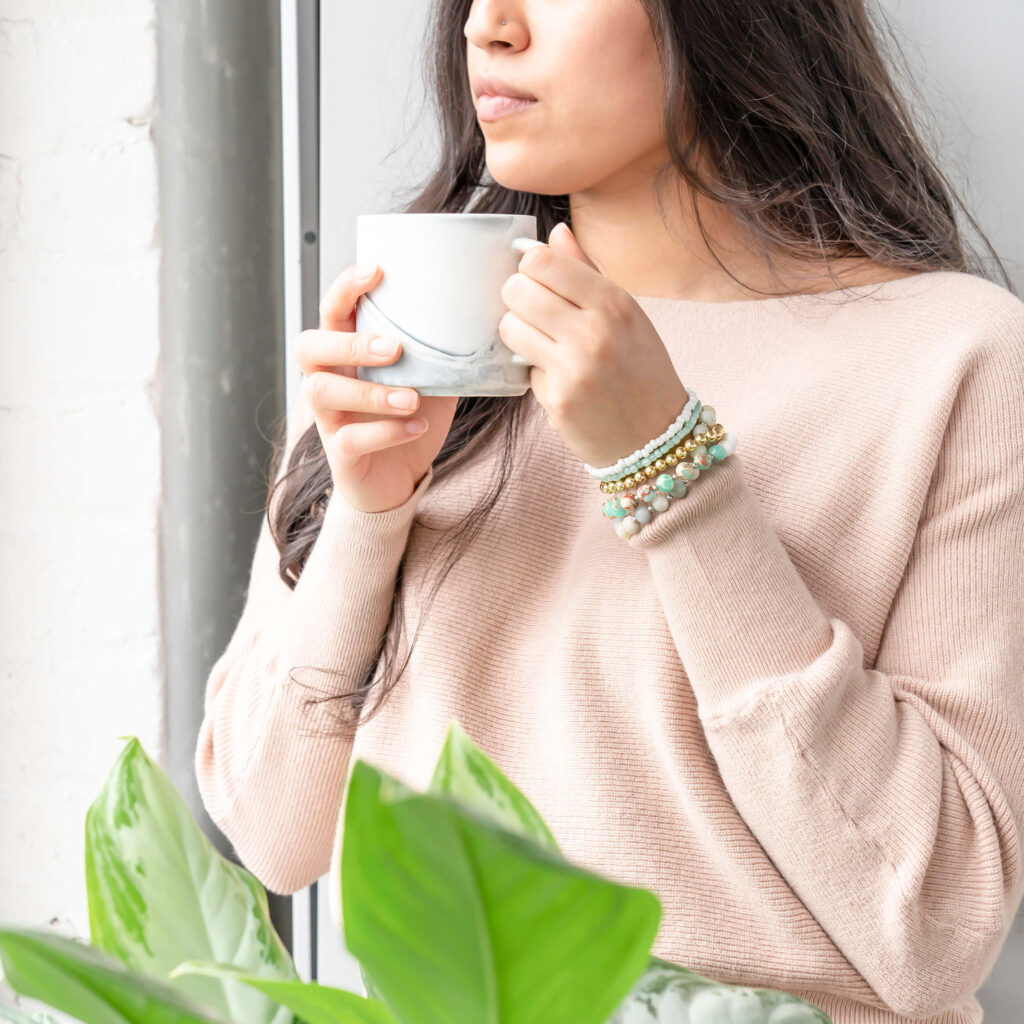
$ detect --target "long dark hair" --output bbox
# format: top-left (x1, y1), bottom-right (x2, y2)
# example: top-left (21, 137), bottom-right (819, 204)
top-left (266, 0), bottom-right (1013, 736)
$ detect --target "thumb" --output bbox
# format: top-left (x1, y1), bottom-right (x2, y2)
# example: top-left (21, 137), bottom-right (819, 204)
top-left (548, 221), bottom-right (601, 272)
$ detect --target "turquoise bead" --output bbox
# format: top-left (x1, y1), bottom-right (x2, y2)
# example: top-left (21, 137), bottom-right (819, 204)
top-left (602, 497), bottom-right (627, 519)
top-left (708, 443), bottom-right (726, 462)
top-left (655, 473), bottom-right (675, 492)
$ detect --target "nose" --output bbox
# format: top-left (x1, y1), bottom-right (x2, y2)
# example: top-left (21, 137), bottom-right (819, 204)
top-left (464, 0), bottom-right (525, 50)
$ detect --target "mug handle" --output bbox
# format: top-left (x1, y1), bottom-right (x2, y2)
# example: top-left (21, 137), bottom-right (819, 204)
top-left (505, 236), bottom-right (546, 366)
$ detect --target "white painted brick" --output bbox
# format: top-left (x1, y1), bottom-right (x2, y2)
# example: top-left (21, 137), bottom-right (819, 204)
top-left (0, 395), bottom-right (162, 524)
top-left (0, 252), bottom-right (160, 404)
top-left (0, 521), bottom-right (161, 653)
top-left (0, 0), bottom-right (148, 16)
top-left (0, 644), bottom-right (164, 953)
top-left (16, 124), bottom-right (158, 254)
top-left (0, 155), bottom-right (16, 253)
top-left (0, 14), bottom-right (155, 157)
top-left (0, 0), bottom-right (163, 953)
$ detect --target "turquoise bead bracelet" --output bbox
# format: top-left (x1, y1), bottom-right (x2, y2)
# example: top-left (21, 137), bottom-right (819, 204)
top-left (598, 394), bottom-right (721, 493)
top-left (601, 412), bottom-right (720, 492)
top-left (596, 389), bottom-right (737, 537)
top-left (601, 431), bottom-right (737, 538)
top-left (605, 408), bottom-right (702, 483)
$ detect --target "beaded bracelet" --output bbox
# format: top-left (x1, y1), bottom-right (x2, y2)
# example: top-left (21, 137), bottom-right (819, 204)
top-left (584, 385), bottom-right (702, 482)
top-left (602, 433), bottom-right (736, 538)
top-left (600, 414), bottom-right (721, 493)
top-left (595, 392), bottom-right (737, 538)
top-left (601, 408), bottom-right (704, 485)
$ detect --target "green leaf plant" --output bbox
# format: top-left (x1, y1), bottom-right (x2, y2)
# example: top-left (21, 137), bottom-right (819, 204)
top-left (84, 737), bottom-right (296, 1024)
top-left (0, 723), bottom-right (832, 1024)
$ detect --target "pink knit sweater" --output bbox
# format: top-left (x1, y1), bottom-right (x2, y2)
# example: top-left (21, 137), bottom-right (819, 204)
top-left (195, 269), bottom-right (1024, 1023)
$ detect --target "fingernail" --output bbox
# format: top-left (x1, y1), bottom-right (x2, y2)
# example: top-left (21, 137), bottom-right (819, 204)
top-left (370, 336), bottom-right (396, 355)
top-left (405, 418), bottom-right (427, 433)
top-left (355, 263), bottom-right (378, 280)
top-left (387, 390), bottom-right (417, 409)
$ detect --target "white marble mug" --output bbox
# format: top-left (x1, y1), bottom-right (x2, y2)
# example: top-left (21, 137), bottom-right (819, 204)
top-left (354, 213), bottom-right (543, 396)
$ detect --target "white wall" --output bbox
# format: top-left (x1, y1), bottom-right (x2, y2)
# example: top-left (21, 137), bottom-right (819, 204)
top-left (0, 0), bottom-right (163, 968)
top-left (881, 0), bottom-right (1024, 285)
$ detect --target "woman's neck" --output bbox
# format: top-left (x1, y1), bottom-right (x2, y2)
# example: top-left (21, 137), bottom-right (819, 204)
top-left (568, 170), bottom-right (919, 303)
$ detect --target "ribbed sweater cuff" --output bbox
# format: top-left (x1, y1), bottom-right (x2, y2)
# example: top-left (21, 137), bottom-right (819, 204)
top-left (626, 453), bottom-right (834, 721)
top-left (281, 465), bottom-right (435, 686)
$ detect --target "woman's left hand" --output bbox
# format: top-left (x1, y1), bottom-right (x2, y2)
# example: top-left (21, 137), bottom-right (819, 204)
top-left (499, 221), bottom-right (688, 469)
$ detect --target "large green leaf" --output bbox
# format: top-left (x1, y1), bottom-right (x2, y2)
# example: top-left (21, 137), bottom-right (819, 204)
top-left (427, 720), bottom-right (559, 853)
top-left (357, 718), bottom-right (564, 1009)
top-left (357, 718), bottom-right (566, 1011)
top-left (605, 956), bottom-right (833, 1024)
top-left (0, 927), bottom-right (228, 1024)
top-left (341, 758), bottom-right (661, 1024)
top-left (171, 961), bottom-right (399, 1024)
top-left (84, 737), bottom-right (296, 1024)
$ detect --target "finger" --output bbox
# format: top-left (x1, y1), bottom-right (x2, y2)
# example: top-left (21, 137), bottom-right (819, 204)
top-left (319, 263), bottom-right (381, 331)
top-left (293, 328), bottom-right (401, 376)
top-left (548, 221), bottom-right (603, 272)
top-left (501, 270), bottom-right (578, 345)
top-left (515, 240), bottom-right (609, 310)
top-left (303, 369), bottom-right (421, 431)
top-left (498, 310), bottom-right (557, 370)
top-left (330, 416), bottom-right (429, 472)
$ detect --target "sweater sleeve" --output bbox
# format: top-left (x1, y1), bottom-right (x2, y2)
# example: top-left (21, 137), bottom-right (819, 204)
top-left (624, 314), bottom-right (1024, 1018)
top-left (195, 379), bottom-right (433, 894)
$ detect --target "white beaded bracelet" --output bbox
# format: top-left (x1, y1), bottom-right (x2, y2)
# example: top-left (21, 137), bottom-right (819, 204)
top-left (583, 385), bottom-right (701, 481)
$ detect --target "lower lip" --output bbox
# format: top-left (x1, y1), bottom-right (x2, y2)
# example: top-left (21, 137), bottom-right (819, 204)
top-left (476, 95), bottom-right (539, 121)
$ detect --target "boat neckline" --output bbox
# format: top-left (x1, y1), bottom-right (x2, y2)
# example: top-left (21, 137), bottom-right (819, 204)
top-left (628, 269), bottom-right (952, 308)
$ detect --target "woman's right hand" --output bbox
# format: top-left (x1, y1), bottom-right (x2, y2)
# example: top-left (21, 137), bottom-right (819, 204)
top-left (293, 263), bottom-right (459, 513)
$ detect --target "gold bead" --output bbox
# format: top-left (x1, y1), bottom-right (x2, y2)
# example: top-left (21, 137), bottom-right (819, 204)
top-left (654, 458), bottom-right (666, 472)
top-left (684, 437), bottom-right (697, 452)
top-left (665, 454), bottom-right (677, 466)
top-left (615, 480), bottom-right (626, 492)
top-left (674, 446), bottom-right (686, 459)
top-left (600, 482), bottom-right (609, 493)
top-left (644, 464), bottom-right (657, 478)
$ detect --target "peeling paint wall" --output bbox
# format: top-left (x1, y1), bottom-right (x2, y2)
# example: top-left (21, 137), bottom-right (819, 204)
top-left (0, 0), bottom-right (164, 952)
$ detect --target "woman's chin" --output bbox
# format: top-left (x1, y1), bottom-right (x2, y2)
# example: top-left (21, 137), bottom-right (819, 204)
top-left (484, 158), bottom-right (575, 198)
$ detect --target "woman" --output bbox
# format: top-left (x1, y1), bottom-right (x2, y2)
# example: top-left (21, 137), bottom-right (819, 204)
top-left (195, 1), bottom-right (1024, 1021)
